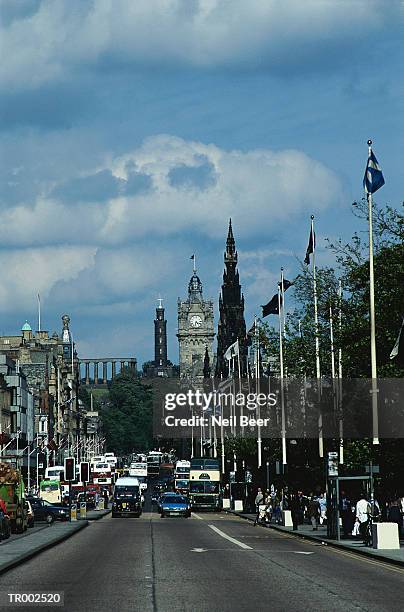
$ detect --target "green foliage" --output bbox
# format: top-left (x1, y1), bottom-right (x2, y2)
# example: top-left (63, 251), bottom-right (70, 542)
top-left (101, 368), bottom-right (153, 455)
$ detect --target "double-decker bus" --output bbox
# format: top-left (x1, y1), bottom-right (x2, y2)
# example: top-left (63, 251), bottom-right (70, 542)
top-left (189, 458), bottom-right (221, 511)
top-left (174, 460), bottom-right (190, 495)
top-left (91, 462), bottom-right (112, 487)
top-left (147, 451), bottom-right (164, 477)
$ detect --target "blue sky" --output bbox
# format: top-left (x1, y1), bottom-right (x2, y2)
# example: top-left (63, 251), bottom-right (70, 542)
top-left (0, 0), bottom-right (403, 366)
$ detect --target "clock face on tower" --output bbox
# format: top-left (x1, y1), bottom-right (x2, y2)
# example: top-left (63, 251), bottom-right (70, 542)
top-left (190, 315), bottom-right (202, 328)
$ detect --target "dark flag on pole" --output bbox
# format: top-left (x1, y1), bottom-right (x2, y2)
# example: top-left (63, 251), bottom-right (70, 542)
top-left (363, 149), bottom-right (385, 195)
top-left (304, 226), bottom-right (315, 265)
top-left (390, 318), bottom-right (404, 365)
top-left (261, 294), bottom-right (279, 317)
top-left (262, 279), bottom-right (293, 318)
top-left (280, 279), bottom-right (294, 291)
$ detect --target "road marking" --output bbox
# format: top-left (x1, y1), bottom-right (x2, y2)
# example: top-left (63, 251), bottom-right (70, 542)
top-left (191, 548), bottom-right (208, 553)
top-left (292, 551), bottom-right (314, 555)
top-left (208, 524), bottom-right (253, 549)
top-left (192, 513), bottom-right (204, 520)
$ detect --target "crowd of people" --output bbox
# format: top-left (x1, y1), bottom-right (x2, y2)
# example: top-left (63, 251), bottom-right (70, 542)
top-left (252, 487), bottom-right (404, 541)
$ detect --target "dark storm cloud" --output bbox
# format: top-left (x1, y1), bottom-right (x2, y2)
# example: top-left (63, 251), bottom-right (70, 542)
top-left (168, 158), bottom-right (216, 190)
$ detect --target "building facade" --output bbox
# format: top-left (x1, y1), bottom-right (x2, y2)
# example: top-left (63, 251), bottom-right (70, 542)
top-left (0, 315), bottom-right (82, 465)
top-left (177, 270), bottom-right (215, 379)
top-left (215, 220), bottom-right (247, 377)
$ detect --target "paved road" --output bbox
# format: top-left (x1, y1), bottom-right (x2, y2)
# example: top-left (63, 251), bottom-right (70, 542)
top-left (1, 509), bottom-right (403, 612)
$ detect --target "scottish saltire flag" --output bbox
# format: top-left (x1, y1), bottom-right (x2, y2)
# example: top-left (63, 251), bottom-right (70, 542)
top-left (363, 150), bottom-right (385, 194)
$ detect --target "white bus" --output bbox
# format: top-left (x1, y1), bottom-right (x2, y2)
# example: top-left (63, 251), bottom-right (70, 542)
top-left (129, 462), bottom-right (148, 490)
top-left (44, 465), bottom-right (64, 481)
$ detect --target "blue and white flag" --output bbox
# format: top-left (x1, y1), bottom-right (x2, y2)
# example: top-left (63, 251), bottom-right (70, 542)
top-left (363, 150), bottom-right (385, 195)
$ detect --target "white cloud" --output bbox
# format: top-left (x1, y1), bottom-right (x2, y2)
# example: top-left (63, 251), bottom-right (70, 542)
top-left (0, 135), bottom-right (343, 247)
top-left (0, 245), bottom-right (96, 312)
top-left (0, 0), bottom-right (398, 89)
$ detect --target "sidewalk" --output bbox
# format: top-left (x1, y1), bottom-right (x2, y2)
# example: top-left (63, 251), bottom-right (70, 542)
top-left (0, 521), bottom-right (88, 575)
top-left (229, 510), bottom-right (404, 567)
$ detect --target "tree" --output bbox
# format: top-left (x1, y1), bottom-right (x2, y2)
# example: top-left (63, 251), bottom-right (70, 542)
top-left (101, 368), bottom-right (153, 455)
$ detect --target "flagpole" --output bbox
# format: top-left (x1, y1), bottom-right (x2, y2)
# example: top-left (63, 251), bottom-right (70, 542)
top-left (255, 315), bottom-right (262, 469)
top-left (237, 340), bottom-right (243, 437)
top-left (278, 278), bottom-right (287, 466)
top-left (311, 215), bottom-right (323, 458)
top-left (338, 279), bottom-right (344, 464)
top-left (367, 139), bottom-right (379, 445)
top-left (281, 268), bottom-right (286, 338)
top-left (37, 294), bottom-right (41, 332)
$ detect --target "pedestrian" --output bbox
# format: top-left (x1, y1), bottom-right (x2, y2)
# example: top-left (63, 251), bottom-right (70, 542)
top-left (103, 488), bottom-right (109, 509)
top-left (296, 491), bottom-right (307, 525)
top-left (264, 490), bottom-right (272, 523)
top-left (0, 497), bottom-right (8, 515)
top-left (388, 499), bottom-right (402, 537)
top-left (318, 492), bottom-right (327, 525)
top-left (273, 492), bottom-right (282, 524)
top-left (339, 490), bottom-right (353, 538)
top-left (289, 493), bottom-right (300, 531)
top-left (356, 493), bottom-right (370, 542)
top-left (253, 488), bottom-right (264, 526)
top-left (307, 494), bottom-right (320, 531)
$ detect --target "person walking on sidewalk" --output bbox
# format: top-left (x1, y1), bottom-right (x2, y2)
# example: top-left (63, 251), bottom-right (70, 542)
top-left (307, 494), bottom-right (320, 530)
top-left (254, 488), bottom-right (264, 526)
top-left (318, 492), bottom-right (327, 525)
top-left (339, 491), bottom-right (353, 538)
top-left (388, 499), bottom-right (402, 537)
top-left (356, 493), bottom-right (370, 542)
top-left (289, 493), bottom-right (300, 531)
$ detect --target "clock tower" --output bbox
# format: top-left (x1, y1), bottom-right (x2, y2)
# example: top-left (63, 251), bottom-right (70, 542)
top-left (177, 264), bottom-right (214, 379)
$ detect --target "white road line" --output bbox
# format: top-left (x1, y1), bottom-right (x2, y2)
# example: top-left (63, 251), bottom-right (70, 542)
top-left (208, 524), bottom-right (253, 550)
top-left (192, 512), bottom-right (204, 520)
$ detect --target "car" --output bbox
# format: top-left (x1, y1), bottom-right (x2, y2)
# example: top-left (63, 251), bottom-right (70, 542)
top-left (0, 509), bottom-right (11, 540)
top-left (160, 494), bottom-right (191, 518)
top-left (25, 500), bottom-right (35, 528)
top-left (77, 491), bottom-right (96, 509)
top-left (26, 496), bottom-right (68, 522)
top-left (157, 491), bottom-right (178, 513)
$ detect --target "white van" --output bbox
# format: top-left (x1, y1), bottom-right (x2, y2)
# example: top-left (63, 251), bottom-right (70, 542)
top-left (112, 477), bottom-right (143, 518)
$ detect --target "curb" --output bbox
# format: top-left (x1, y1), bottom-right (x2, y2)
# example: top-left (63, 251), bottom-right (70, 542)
top-left (86, 509), bottom-right (111, 521)
top-left (0, 521), bottom-right (88, 576)
top-left (227, 511), bottom-right (404, 569)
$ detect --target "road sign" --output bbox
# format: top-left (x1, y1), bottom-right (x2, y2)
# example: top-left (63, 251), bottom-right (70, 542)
top-left (327, 452), bottom-right (338, 477)
top-left (70, 503), bottom-right (77, 521)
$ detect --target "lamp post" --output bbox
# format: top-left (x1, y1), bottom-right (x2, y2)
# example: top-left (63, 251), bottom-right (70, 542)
top-left (266, 461), bottom-right (270, 492)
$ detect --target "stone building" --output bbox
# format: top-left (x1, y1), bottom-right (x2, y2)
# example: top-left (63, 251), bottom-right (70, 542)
top-left (0, 315), bottom-right (82, 464)
top-left (0, 354), bottom-right (34, 469)
top-left (177, 267), bottom-right (215, 380)
top-left (215, 220), bottom-right (247, 377)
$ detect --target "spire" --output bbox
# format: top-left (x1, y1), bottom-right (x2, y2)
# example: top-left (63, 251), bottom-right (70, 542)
top-left (188, 273), bottom-right (203, 302)
top-left (203, 346), bottom-right (211, 379)
top-left (225, 218), bottom-right (237, 264)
